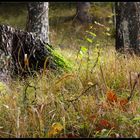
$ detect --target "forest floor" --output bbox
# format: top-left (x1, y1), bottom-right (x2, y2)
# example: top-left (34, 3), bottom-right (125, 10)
top-left (0, 3), bottom-right (140, 138)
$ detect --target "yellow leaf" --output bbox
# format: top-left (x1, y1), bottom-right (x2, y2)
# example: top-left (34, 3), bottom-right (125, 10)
top-left (88, 82), bottom-right (94, 86)
top-left (47, 122), bottom-right (63, 137)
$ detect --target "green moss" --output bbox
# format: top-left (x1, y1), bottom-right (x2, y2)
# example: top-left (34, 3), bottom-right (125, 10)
top-left (46, 44), bottom-right (73, 71)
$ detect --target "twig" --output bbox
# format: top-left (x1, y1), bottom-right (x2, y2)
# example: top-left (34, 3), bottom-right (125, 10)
top-left (90, 51), bottom-right (100, 74)
top-left (100, 65), bottom-right (108, 91)
top-left (67, 83), bottom-right (98, 103)
top-left (23, 81), bottom-right (38, 104)
top-left (71, 101), bottom-right (85, 121)
top-left (16, 107), bottom-right (21, 138)
top-left (55, 74), bottom-right (74, 85)
top-left (0, 130), bottom-right (16, 137)
top-left (127, 72), bottom-right (140, 101)
top-left (129, 71), bottom-right (132, 91)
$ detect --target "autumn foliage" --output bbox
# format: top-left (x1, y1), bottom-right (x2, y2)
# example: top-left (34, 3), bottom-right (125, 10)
top-left (106, 90), bottom-right (118, 103)
top-left (106, 90), bottom-right (129, 109)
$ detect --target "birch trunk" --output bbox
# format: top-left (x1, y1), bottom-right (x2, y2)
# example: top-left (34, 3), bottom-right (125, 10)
top-left (26, 2), bottom-right (49, 43)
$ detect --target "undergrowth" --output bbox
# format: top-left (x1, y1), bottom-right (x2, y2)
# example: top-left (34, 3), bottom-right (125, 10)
top-left (0, 2), bottom-right (140, 138)
top-left (0, 46), bottom-right (140, 138)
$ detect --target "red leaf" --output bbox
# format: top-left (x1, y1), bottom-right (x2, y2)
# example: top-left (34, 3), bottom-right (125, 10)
top-left (89, 115), bottom-right (97, 121)
top-left (99, 119), bottom-right (112, 128)
top-left (106, 90), bottom-right (117, 102)
top-left (95, 119), bottom-right (113, 132)
top-left (119, 98), bottom-right (129, 111)
top-left (119, 99), bottom-right (128, 106)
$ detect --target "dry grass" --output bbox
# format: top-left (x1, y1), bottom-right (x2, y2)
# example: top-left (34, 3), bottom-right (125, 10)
top-left (0, 2), bottom-right (140, 138)
top-left (0, 46), bottom-right (140, 138)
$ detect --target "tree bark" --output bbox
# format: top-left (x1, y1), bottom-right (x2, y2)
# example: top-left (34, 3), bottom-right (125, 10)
top-left (0, 2), bottom-right (71, 82)
top-left (26, 2), bottom-right (49, 43)
top-left (115, 2), bottom-right (140, 55)
top-left (76, 2), bottom-right (92, 24)
top-left (0, 25), bottom-right (57, 82)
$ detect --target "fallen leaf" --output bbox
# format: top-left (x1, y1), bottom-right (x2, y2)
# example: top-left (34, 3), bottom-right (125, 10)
top-left (47, 122), bottom-right (63, 137)
top-left (119, 99), bottom-right (128, 107)
top-left (88, 82), bottom-right (94, 86)
top-left (99, 119), bottom-right (111, 128)
top-left (106, 90), bottom-right (117, 103)
top-left (89, 114), bottom-right (97, 121)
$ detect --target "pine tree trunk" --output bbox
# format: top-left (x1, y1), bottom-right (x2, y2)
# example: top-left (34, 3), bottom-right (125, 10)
top-left (115, 2), bottom-right (140, 55)
top-left (26, 2), bottom-right (49, 43)
top-left (76, 2), bottom-right (92, 24)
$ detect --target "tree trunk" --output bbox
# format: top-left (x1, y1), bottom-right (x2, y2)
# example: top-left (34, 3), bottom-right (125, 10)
top-left (0, 2), bottom-right (71, 82)
top-left (115, 2), bottom-right (140, 55)
top-left (0, 25), bottom-right (71, 82)
top-left (26, 2), bottom-right (49, 43)
top-left (76, 2), bottom-right (92, 24)
top-left (0, 25), bottom-right (70, 82)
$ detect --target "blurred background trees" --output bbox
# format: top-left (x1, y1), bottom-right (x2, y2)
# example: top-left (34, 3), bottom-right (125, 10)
top-left (76, 2), bottom-right (92, 24)
top-left (115, 2), bottom-right (140, 55)
top-left (0, 2), bottom-right (114, 50)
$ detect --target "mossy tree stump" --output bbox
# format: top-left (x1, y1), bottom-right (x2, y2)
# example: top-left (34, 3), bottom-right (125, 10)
top-left (0, 24), bottom-right (71, 82)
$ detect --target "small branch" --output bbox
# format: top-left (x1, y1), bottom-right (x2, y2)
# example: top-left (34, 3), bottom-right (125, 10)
top-left (0, 130), bottom-right (16, 137)
top-left (100, 65), bottom-right (108, 91)
top-left (55, 74), bottom-right (74, 85)
top-left (67, 83), bottom-right (98, 103)
top-left (127, 72), bottom-right (140, 101)
top-left (90, 51), bottom-right (100, 74)
top-left (129, 71), bottom-right (132, 91)
top-left (23, 81), bottom-right (38, 104)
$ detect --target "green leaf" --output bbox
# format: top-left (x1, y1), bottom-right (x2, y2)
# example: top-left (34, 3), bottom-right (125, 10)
top-left (78, 52), bottom-right (83, 59)
top-left (106, 33), bottom-right (111, 36)
top-left (81, 46), bottom-right (88, 53)
top-left (95, 43), bottom-right (100, 47)
top-left (106, 27), bottom-right (110, 31)
top-left (133, 117), bottom-right (140, 121)
top-left (85, 37), bottom-right (93, 43)
top-left (86, 31), bottom-right (96, 37)
top-left (94, 21), bottom-right (105, 27)
top-left (79, 50), bottom-right (84, 55)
